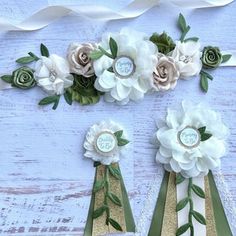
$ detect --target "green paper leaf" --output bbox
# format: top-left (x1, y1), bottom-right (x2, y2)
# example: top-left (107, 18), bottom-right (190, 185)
top-left (176, 173), bottom-right (185, 184)
top-left (1, 75), bottom-right (13, 83)
top-left (201, 70), bottom-right (213, 80)
top-left (117, 138), bottom-right (129, 146)
top-left (114, 130), bottom-right (123, 139)
top-left (176, 223), bottom-right (190, 236)
top-left (184, 37), bottom-right (199, 42)
top-left (64, 90), bottom-right (73, 105)
top-left (93, 180), bottom-right (105, 193)
top-left (38, 95), bottom-right (60, 110)
top-left (108, 165), bottom-right (121, 179)
top-left (89, 50), bottom-right (103, 60)
top-left (178, 13), bottom-right (187, 32)
top-left (108, 218), bottom-right (123, 231)
top-left (222, 54), bottom-right (232, 63)
top-left (192, 184), bottom-right (205, 198)
top-left (109, 37), bottom-right (118, 58)
top-left (201, 133), bottom-right (212, 141)
top-left (192, 211), bottom-right (206, 225)
top-left (93, 161), bottom-right (101, 167)
top-left (107, 66), bottom-right (114, 73)
top-left (28, 52), bottom-right (39, 61)
top-left (198, 126), bottom-right (206, 134)
top-left (93, 205), bottom-right (106, 219)
top-left (40, 43), bottom-right (49, 57)
top-left (108, 193), bottom-right (122, 206)
top-left (200, 73), bottom-right (209, 92)
top-left (16, 56), bottom-right (35, 64)
top-left (176, 197), bottom-right (189, 212)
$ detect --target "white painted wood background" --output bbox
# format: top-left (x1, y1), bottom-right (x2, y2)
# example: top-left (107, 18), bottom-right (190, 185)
top-left (0, 0), bottom-right (236, 235)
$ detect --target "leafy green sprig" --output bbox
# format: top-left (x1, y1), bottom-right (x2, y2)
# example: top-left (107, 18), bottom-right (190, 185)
top-left (93, 165), bottom-right (123, 231)
top-left (176, 174), bottom-right (206, 236)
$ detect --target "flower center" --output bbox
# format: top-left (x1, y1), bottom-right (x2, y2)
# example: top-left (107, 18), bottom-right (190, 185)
top-left (49, 70), bottom-right (57, 82)
top-left (180, 55), bottom-right (192, 64)
top-left (95, 131), bottom-right (117, 154)
top-left (178, 126), bottom-right (200, 149)
top-left (113, 56), bottom-right (135, 79)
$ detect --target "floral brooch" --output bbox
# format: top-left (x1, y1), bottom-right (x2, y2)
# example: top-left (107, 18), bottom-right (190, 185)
top-left (148, 101), bottom-right (232, 236)
top-left (0, 14), bottom-right (233, 109)
top-left (83, 120), bottom-right (135, 236)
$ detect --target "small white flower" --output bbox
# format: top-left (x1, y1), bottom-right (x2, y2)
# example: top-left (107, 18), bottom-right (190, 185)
top-left (67, 43), bottom-right (97, 77)
top-left (153, 101), bottom-right (229, 178)
top-left (84, 120), bottom-right (128, 165)
top-left (34, 54), bottom-right (74, 95)
top-left (93, 28), bottom-right (157, 105)
top-left (171, 41), bottom-right (202, 79)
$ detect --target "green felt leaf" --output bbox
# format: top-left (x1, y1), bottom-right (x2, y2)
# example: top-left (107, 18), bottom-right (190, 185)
top-left (28, 52), bottom-right (39, 61)
top-left (198, 126), bottom-right (206, 134)
top-left (89, 50), bottom-right (103, 60)
top-left (176, 173), bottom-right (185, 185)
top-left (192, 210), bottom-right (206, 225)
top-left (192, 184), bottom-right (205, 198)
top-left (93, 205), bottom-right (106, 219)
top-left (109, 192), bottom-right (122, 206)
top-left (93, 180), bottom-right (105, 193)
top-left (108, 218), bottom-right (123, 231)
top-left (114, 130), bottom-right (123, 139)
top-left (178, 13), bottom-right (187, 32)
top-left (222, 54), bottom-right (232, 63)
top-left (176, 223), bottom-right (190, 236)
top-left (64, 90), bottom-right (73, 105)
top-left (16, 56), bottom-right (35, 64)
top-left (107, 66), bottom-right (114, 73)
top-left (117, 138), bottom-right (129, 146)
top-left (200, 73), bottom-right (209, 92)
top-left (108, 165), bottom-right (121, 179)
top-left (184, 37), bottom-right (199, 42)
top-left (176, 197), bottom-right (189, 212)
top-left (201, 133), bottom-right (212, 141)
top-left (201, 70), bottom-right (213, 80)
top-left (1, 75), bottom-right (13, 83)
top-left (109, 37), bottom-right (118, 59)
top-left (38, 95), bottom-right (60, 110)
top-left (40, 43), bottom-right (49, 57)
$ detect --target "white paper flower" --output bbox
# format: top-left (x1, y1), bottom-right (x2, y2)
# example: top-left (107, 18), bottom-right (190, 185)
top-left (93, 28), bottom-right (157, 105)
top-left (84, 120), bottom-right (128, 165)
top-left (153, 101), bottom-right (229, 178)
top-left (34, 54), bottom-right (74, 95)
top-left (171, 41), bottom-right (202, 79)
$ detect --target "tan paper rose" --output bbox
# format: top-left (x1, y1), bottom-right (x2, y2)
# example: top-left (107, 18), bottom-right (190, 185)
top-left (152, 54), bottom-right (180, 91)
top-left (67, 43), bottom-right (97, 77)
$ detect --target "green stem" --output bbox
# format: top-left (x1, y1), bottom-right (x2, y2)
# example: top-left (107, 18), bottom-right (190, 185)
top-left (98, 46), bottom-right (114, 59)
top-left (188, 178), bottom-right (194, 236)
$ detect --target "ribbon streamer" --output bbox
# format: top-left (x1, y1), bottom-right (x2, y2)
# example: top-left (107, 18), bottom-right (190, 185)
top-left (0, 0), bottom-right (234, 32)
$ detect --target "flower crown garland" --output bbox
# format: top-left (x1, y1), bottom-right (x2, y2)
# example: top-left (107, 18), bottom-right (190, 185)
top-left (0, 14), bottom-right (232, 109)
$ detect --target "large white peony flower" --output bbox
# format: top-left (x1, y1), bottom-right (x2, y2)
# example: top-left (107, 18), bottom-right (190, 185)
top-left (84, 120), bottom-right (128, 165)
top-left (153, 101), bottom-right (229, 178)
top-left (34, 54), bottom-right (74, 95)
top-left (93, 28), bottom-right (157, 105)
top-left (171, 41), bottom-right (202, 79)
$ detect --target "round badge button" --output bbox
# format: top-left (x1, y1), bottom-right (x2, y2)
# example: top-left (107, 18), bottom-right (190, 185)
top-left (95, 132), bottom-right (117, 154)
top-left (113, 56), bottom-right (135, 78)
top-left (178, 127), bottom-right (200, 149)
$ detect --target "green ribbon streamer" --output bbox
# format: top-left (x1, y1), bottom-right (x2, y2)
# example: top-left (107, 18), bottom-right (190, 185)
top-left (84, 165), bottom-right (135, 235)
top-left (148, 171), bottom-right (170, 236)
top-left (208, 171), bottom-right (232, 236)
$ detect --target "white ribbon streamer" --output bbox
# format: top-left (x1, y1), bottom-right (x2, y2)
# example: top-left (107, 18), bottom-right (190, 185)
top-left (0, 0), bottom-right (234, 32)
top-left (176, 177), bottom-right (206, 236)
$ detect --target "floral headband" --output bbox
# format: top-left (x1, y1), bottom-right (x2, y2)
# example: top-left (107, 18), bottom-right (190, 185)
top-left (0, 14), bottom-right (233, 109)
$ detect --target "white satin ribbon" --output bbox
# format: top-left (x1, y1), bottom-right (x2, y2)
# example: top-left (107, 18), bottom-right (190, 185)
top-left (0, 0), bottom-right (234, 32)
top-left (176, 177), bottom-right (206, 236)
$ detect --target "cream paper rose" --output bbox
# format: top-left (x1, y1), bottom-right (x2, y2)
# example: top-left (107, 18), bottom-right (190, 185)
top-left (93, 28), bottom-right (157, 105)
top-left (171, 41), bottom-right (202, 78)
top-left (84, 120), bottom-right (129, 165)
top-left (153, 101), bottom-right (229, 178)
top-left (67, 43), bottom-right (97, 77)
top-left (152, 54), bottom-right (180, 91)
top-left (34, 54), bottom-right (74, 95)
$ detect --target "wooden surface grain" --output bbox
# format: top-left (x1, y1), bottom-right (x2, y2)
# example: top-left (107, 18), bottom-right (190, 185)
top-left (0, 0), bottom-right (236, 235)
